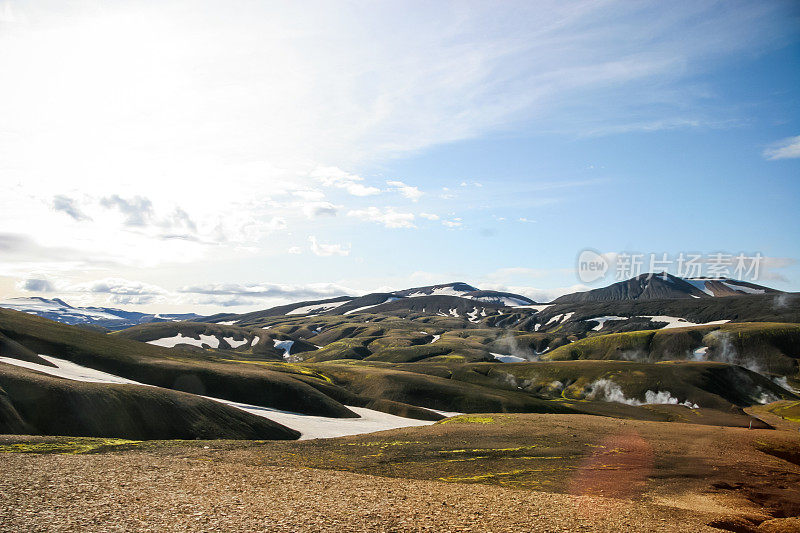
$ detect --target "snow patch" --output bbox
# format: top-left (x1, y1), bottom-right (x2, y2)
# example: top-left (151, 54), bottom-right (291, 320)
top-left (273, 339), bottom-right (294, 359)
top-left (405, 287), bottom-right (471, 298)
top-left (286, 301), bottom-right (349, 315)
top-left (470, 295), bottom-right (531, 307)
top-left (147, 333), bottom-right (220, 349)
top-left (0, 355), bottom-right (145, 385)
top-left (721, 281), bottom-right (765, 295)
top-left (585, 316), bottom-right (628, 331)
top-left (212, 399), bottom-right (436, 440)
top-left (223, 336), bottom-right (248, 348)
top-left (343, 296), bottom-right (401, 315)
top-left (639, 316), bottom-right (730, 330)
top-left (515, 304), bottom-right (552, 312)
top-left (491, 353), bottom-right (526, 363)
top-left (683, 278), bottom-right (715, 296)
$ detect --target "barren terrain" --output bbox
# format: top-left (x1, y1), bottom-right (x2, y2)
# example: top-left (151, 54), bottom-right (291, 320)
top-left (2, 409), bottom-right (799, 532)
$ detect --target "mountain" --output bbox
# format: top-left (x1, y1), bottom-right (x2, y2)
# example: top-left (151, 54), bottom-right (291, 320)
top-left (1, 276), bottom-right (782, 332)
top-left (391, 282), bottom-right (479, 298)
top-left (389, 282), bottom-right (534, 305)
top-left (461, 290), bottom-right (534, 306)
top-left (0, 297), bottom-right (201, 330)
top-left (2, 306), bottom-right (794, 435)
top-left (206, 283), bottom-right (535, 322)
top-left (553, 273), bottom-right (780, 304)
top-left (205, 295), bottom-right (355, 324)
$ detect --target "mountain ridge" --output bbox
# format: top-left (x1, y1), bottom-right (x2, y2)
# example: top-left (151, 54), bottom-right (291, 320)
top-left (1, 275), bottom-right (784, 328)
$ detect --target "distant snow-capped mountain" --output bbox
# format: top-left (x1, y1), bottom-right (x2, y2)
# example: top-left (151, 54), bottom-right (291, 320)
top-left (0, 297), bottom-right (201, 330)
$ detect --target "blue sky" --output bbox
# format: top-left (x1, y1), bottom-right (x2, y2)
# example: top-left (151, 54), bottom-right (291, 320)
top-left (0, 1), bottom-right (798, 311)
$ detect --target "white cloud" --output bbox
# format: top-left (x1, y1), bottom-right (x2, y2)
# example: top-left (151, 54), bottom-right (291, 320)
top-left (99, 195), bottom-right (154, 227)
top-left (420, 213), bottom-right (440, 221)
top-left (287, 246), bottom-right (302, 255)
top-left (56, 277), bottom-right (170, 305)
top-left (310, 166), bottom-right (380, 197)
top-left (308, 236), bottom-right (350, 257)
top-left (292, 189), bottom-right (326, 201)
top-left (763, 135), bottom-right (800, 160)
top-left (442, 218), bottom-right (462, 228)
top-left (386, 180), bottom-right (423, 201)
top-left (347, 207), bottom-right (416, 228)
top-left (52, 195), bottom-right (91, 222)
top-left (15, 278), bottom-right (55, 292)
top-left (178, 281), bottom-right (357, 300)
top-left (301, 201), bottom-right (339, 218)
top-left (66, 277), bottom-right (168, 296)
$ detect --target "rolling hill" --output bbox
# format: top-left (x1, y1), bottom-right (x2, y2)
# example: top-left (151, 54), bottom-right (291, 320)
top-left (1, 274), bottom-right (798, 442)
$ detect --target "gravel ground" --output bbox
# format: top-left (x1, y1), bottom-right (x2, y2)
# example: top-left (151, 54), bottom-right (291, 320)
top-left (0, 451), bottom-right (723, 532)
top-left (3, 409), bottom-right (799, 532)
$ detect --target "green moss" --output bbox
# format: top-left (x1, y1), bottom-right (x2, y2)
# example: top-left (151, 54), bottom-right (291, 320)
top-left (438, 469), bottom-right (548, 484)
top-left (438, 445), bottom-right (539, 454)
top-left (224, 360), bottom-right (333, 383)
top-left (437, 416), bottom-right (495, 425)
top-left (769, 401), bottom-right (800, 423)
top-left (0, 438), bottom-right (141, 455)
top-left (344, 440), bottom-right (423, 447)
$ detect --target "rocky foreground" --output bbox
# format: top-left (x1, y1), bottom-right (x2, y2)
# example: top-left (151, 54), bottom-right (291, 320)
top-left (2, 408), bottom-right (799, 532)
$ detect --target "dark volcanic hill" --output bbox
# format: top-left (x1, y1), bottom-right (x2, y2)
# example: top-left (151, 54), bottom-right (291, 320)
top-left (553, 273), bottom-right (780, 304)
top-left (391, 282), bottom-right (479, 298)
top-left (206, 295), bottom-right (355, 323)
top-left (204, 282), bottom-right (535, 322)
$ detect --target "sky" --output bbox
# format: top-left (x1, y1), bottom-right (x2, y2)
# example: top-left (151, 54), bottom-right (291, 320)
top-left (1, 0), bottom-right (798, 313)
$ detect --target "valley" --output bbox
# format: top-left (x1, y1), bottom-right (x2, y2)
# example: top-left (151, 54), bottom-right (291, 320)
top-left (1, 276), bottom-right (799, 530)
